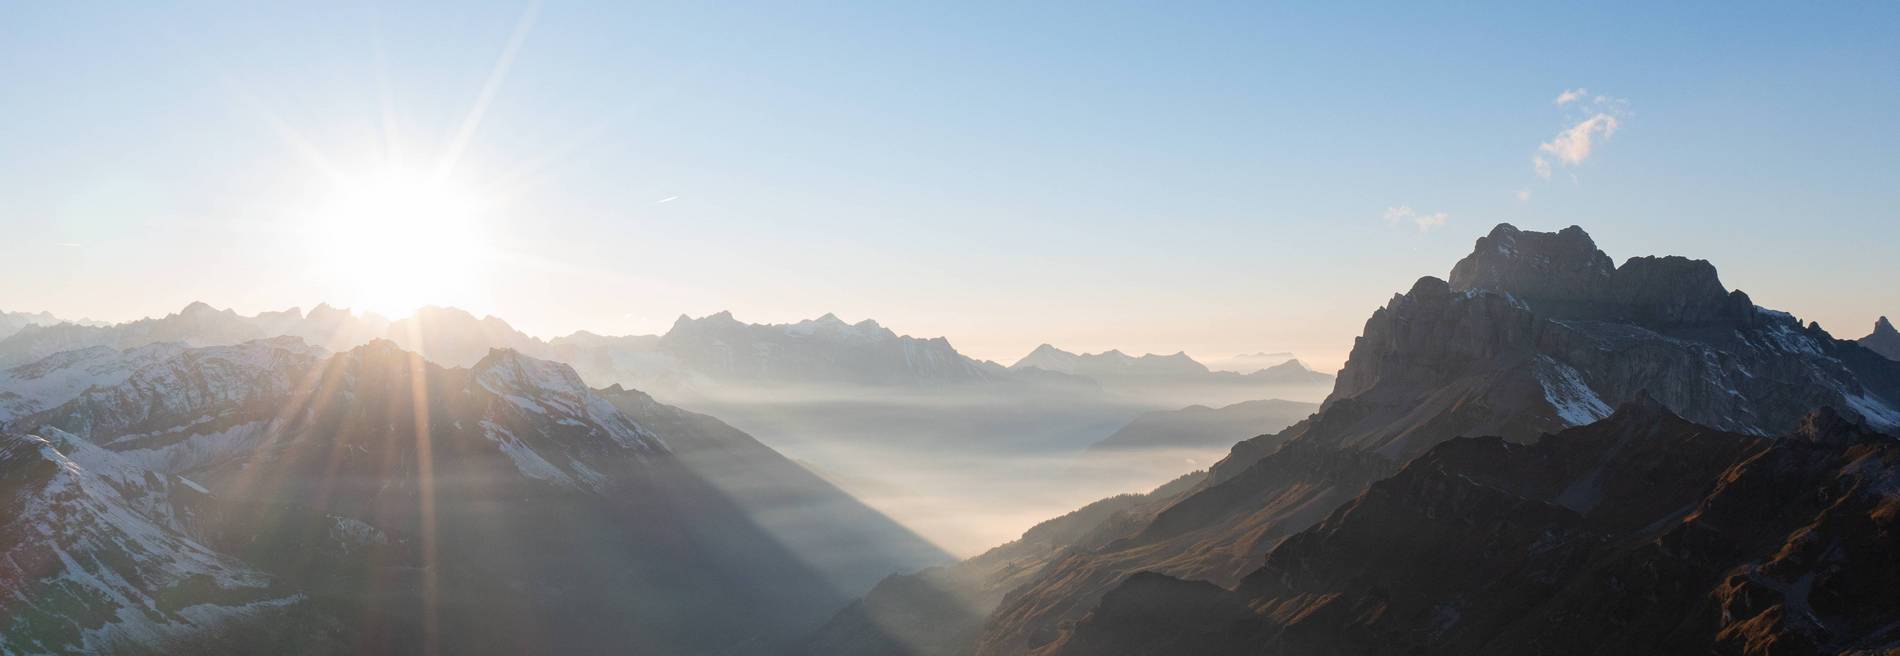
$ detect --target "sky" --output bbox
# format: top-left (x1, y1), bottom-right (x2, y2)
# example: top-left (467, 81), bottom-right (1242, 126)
top-left (2, 1), bottom-right (1897, 371)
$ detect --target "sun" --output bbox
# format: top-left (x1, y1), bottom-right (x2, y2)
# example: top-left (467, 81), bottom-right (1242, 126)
top-left (308, 167), bottom-right (491, 318)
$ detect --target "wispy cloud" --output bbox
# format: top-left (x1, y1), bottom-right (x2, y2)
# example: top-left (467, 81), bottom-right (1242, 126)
top-left (1515, 189), bottom-right (1532, 202)
top-left (1539, 113), bottom-right (1620, 165)
top-left (655, 195), bottom-right (679, 204)
top-left (1532, 91), bottom-right (1628, 179)
top-left (1383, 206), bottom-right (1448, 232)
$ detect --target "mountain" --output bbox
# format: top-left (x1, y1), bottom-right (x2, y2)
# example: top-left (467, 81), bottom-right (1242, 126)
top-left (1010, 345), bottom-right (1334, 406)
top-left (0, 428), bottom-right (297, 654)
top-left (260, 303), bottom-right (393, 352)
top-left (0, 309), bottom-right (92, 340)
top-left (1204, 351), bottom-right (1296, 373)
top-left (1013, 345), bottom-right (1210, 379)
top-left (1, 338), bottom-right (946, 653)
top-left (1073, 399), bottom-right (1317, 487)
top-left (385, 306), bottom-right (550, 367)
top-left (648, 311), bottom-right (1003, 388)
top-left (0, 342), bottom-right (190, 424)
top-left (0, 302), bottom-right (266, 368)
top-left (1050, 401), bottom-right (1900, 655)
top-left (1863, 316), bottom-right (1900, 361)
top-left (812, 223), bottom-right (1900, 655)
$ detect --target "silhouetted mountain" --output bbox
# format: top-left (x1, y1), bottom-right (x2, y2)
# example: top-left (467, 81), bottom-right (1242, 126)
top-left (1863, 315), bottom-right (1900, 361)
top-left (1204, 351), bottom-right (1297, 373)
top-left (2, 339), bottom-right (945, 654)
top-left (1051, 402), bottom-right (1900, 655)
top-left (811, 223), bottom-right (1900, 656)
top-left (1073, 399), bottom-right (1317, 486)
top-left (1010, 345), bottom-right (1334, 406)
top-left (1014, 345), bottom-right (1210, 378)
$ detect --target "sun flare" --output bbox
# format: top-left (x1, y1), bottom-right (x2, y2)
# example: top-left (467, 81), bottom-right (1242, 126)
top-left (308, 168), bottom-right (491, 317)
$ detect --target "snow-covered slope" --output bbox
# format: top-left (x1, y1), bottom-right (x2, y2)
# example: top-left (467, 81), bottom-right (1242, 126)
top-left (0, 429), bottom-right (292, 654)
top-left (0, 342), bottom-right (188, 425)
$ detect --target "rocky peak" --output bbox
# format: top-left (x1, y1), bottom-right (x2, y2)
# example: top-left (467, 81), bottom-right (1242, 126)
top-left (473, 348), bottom-right (591, 399)
top-left (1863, 316), bottom-right (1900, 361)
top-left (1447, 223), bottom-right (1615, 309)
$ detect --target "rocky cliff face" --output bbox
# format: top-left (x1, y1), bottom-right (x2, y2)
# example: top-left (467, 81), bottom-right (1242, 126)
top-left (1051, 402), bottom-right (1900, 655)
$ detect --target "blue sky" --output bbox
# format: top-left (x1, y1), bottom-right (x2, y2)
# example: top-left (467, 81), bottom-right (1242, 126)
top-left (2, 1), bottom-right (1896, 368)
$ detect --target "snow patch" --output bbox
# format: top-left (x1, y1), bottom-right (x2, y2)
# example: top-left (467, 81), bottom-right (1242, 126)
top-left (1534, 357), bottom-right (1613, 426)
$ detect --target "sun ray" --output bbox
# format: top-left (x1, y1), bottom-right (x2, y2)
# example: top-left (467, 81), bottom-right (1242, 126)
top-left (434, 0), bottom-right (542, 184)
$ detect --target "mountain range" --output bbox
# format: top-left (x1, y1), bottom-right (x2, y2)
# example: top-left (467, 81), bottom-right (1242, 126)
top-left (0, 338), bottom-right (945, 654)
top-left (812, 223), bottom-right (1900, 656)
top-left (6, 221), bottom-right (1897, 654)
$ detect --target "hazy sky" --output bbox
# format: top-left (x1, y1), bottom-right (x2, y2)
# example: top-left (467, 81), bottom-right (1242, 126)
top-left (3, 2), bottom-right (1896, 371)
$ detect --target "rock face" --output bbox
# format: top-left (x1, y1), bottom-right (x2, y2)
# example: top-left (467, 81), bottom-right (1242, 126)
top-left (1863, 316), bottom-right (1900, 361)
top-left (1051, 403), bottom-right (1900, 655)
top-left (807, 223), bottom-right (1900, 656)
top-left (1, 339), bottom-right (946, 654)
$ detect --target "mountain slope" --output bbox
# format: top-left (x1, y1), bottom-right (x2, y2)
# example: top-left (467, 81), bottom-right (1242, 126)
top-left (0, 429), bottom-right (296, 654)
top-left (1051, 402), bottom-right (1900, 655)
top-left (3, 339), bottom-right (944, 653)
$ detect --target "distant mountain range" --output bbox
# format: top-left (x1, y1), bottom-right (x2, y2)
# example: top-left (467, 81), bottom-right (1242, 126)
top-left (0, 309), bottom-right (106, 340)
top-left (0, 339), bottom-right (946, 654)
top-left (814, 222), bottom-right (1900, 656)
top-left (1013, 344), bottom-right (1331, 385)
top-left (1, 305), bottom-right (1244, 397)
top-left (1071, 399), bottom-right (1318, 488)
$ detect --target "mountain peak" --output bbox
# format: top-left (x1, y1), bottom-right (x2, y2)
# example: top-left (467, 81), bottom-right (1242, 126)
top-left (1878, 316), bottom-right (1896, 335)
top-left (178, 301), bottom-right (223, 316)
top-left (1448, 223), bottom-right (1613, 306)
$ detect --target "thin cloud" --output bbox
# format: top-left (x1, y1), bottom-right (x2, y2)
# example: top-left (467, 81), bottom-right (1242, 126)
top-left (1383, 206), bottom-right (1449, 232)
top-left (1554, 88), bottom-right (1588, 106)
top-left (1515, 189), bottom-right (1532, 202)
top-left (656, 195), bottom-right (679, 204)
